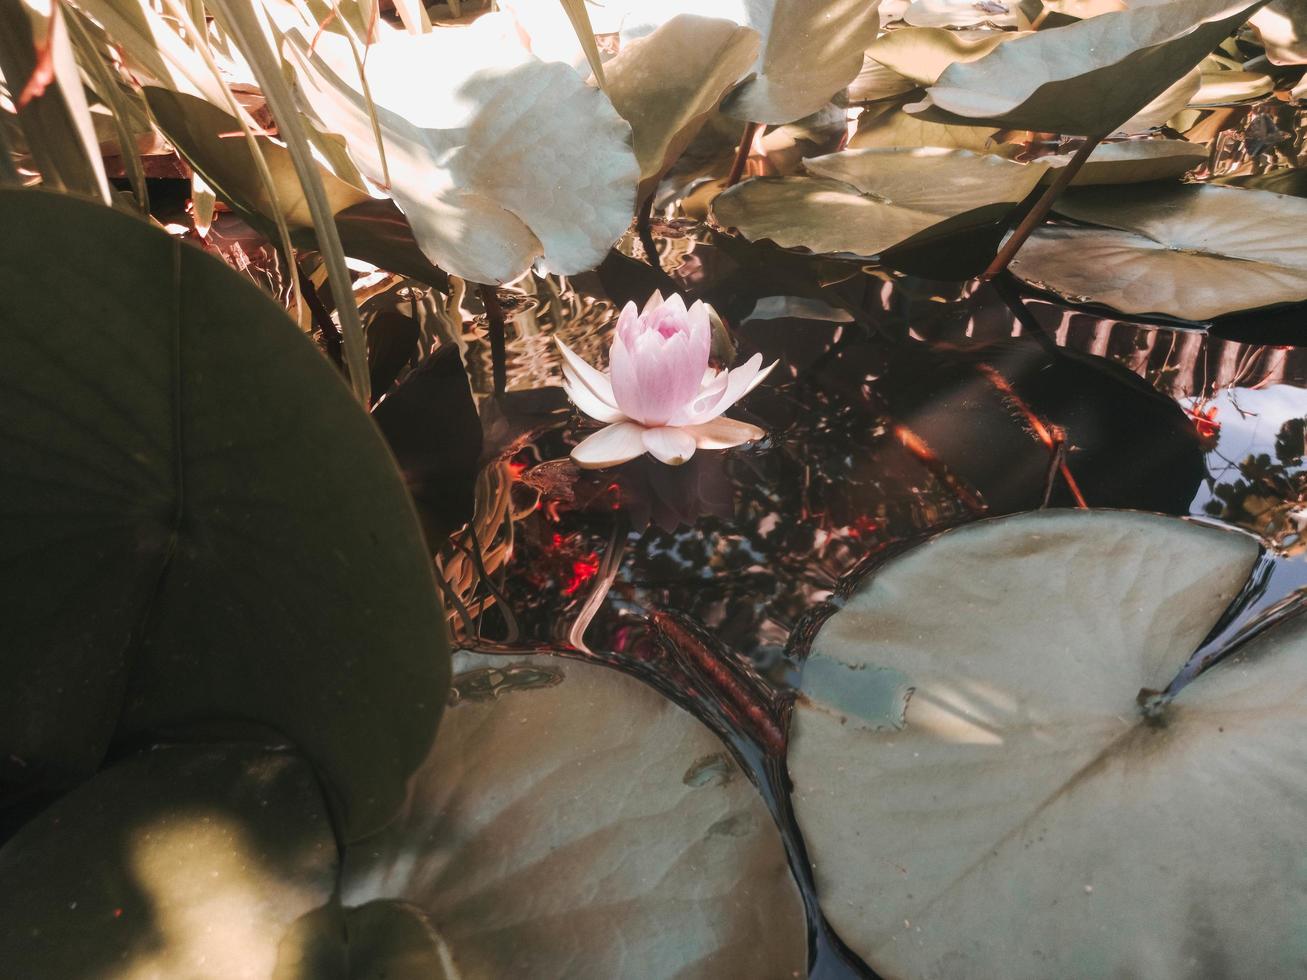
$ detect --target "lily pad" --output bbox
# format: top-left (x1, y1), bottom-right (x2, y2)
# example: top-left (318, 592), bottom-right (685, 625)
top-left (283, 15), bottom-right (640, 284)
top-left (343, 651), bottom-right (807, 979)
top-left (909, 0), bottom-right (1273, 135)
top-left (603, 15), bottom-right (760, 201)
top-left (719, 0), bottom-right (884, 124)
top-left (786, 509), bottom-right (1307, 979)
top-left (0, 189), bottom-right (449, 839)
top-left (1039, 139), bottom-right (1206, 185)
top-left (712, 148), bottom-right (1045, 258)
top-left (0, 744), bottom-right (337, 979)
top-left (850, 100), bottom-right (1009, 153)
top-left (275, 900), bottom-right (458, 979)
top-left (848, 55), bottom-right (920, 103)
top-left (903, 0), bottom-right (1018, 30)
top-left (1011, 184), bottom-right (1307, 319)
top-left (1191, 68), bottom-right (1276, 104)
top-left (867, 27), bottom-right (1025, 86)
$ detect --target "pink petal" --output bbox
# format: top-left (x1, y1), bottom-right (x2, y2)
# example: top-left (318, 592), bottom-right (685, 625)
top-left (641, 426), bottom-right (697, 466)
top-left (632, 332), bottom-right (704, 425)
top-left (686, 300), bottom-right (712, 370)
top-left (640, 290), bottom-right (665, 315)
top-left (615, 300), bottom-right (642, 342)
top-left (563, 370), bottom-right (626, 423)
top-left (667, 371), bottom-right (729, 427)
top-left (678, 355), bottom-right (778, 426)
top-left (686, 416), bottom-right (765, 449)
top-left (571, 421), bottom-right (647, 470)
top-left (555, 337), bottom-right (617, 408)
top-left (608, 326), bottom-right (645, 422)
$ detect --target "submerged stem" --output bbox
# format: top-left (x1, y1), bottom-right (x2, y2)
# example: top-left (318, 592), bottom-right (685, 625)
top-left (478, 283), bottom-right (508, 397)
top-left (636, 194), bottom-right (660, 271)
top-left (725, 120), bottom-right (761, 189)
top-left (981, 132), bottom-right (1105, 280)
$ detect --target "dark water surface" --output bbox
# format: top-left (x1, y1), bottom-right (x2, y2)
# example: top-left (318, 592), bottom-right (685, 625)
top-left (410, 228), bottom-right (1307, 978)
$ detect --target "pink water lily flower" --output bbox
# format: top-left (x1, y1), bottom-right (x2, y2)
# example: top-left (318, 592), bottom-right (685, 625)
top-left (556, 292), bottom-right (775, 469)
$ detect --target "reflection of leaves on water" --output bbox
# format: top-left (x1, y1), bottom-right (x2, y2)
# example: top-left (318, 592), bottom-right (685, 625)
top-left (1206, 418), bottom-right (1307, 555)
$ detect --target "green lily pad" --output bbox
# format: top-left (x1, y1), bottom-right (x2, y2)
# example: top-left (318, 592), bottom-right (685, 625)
top-left (712, 148), bottom-right (1045, 258)
top-left (342, 652), bottom-right (807, 979)
top-left (786, 509), bottom-right (1307, 979)
top-left (868, 27), bottom-right (1025, 85)
top-left (719, 0), bottom-right (883, 124)
top-left (1010, 183), bottom-right (1307, 319)
top-left (0, 744), bottom-right (338, 979)
top-left (910, 0), bottom-right (1273, 135)
top-left (1039, 139), bottom-right (1206, 185)
top-left (0, 189), bottom-right (449, 839)
top-left (275, 900), bottom-right (458, 979)
top-left (603, 15), bottom-right (760, 201)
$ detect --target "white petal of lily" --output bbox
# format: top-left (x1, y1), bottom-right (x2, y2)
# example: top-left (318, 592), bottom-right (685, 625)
top-left (641, 289), bottom-right (666, 315)
top-left (678, 354), bottom-right (778, 426)
top-left (555, 337), bottom-right (617, 408)
top-left (562, 371), bottom-right (626, 423)
top-left (641, 426), bottom-right (698, 466)
top-left (743, 357), bottom-right (778, 396)
top-left (667, 371), bottom-right (730, 427)
top-left (571, 421), bottom-right (647, 469)
top-left (686, 416), bottom-right (766, 450)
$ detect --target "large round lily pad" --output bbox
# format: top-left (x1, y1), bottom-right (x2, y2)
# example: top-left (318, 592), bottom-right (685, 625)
top-left (343, 651), bottom-right (807, 979)
top-left (713, 148), bottom-right (1045, 258)
top-left (1010, 183), bottom-right (1307, 320)
top-left (785, 509), bottom-right (1307, 979)
top-left (909, 0), bottom-right (1272, 135)
top-left (0, 744), bottom-right (338, 979)
top-left (0, 189), bottom-right (449, 839)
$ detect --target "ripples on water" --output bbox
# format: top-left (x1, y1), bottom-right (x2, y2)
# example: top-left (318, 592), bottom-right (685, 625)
top-left (378, 224), bottom-right (1307, 978)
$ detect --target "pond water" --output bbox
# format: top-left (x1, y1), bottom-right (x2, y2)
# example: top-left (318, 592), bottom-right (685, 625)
top-left (382, 226), bottom-right (1307, 978)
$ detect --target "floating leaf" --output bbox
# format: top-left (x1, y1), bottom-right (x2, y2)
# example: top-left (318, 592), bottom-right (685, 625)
top-left (910, 0), bottom-right (1272, 135)
top-left (283, 15), bottom-right (639, 284)
top-left (867, 26), bottom-right (1025, 85)
top-left (603, 15), bottom-right (760, 201)
top-left (343, 652), bottom-right (807, 979)
top-left (719, 0), bottom-right (884, 124)
top-left (275, 900), bottom-right (458, 980)
top-left (0, 744), bottom-right (337, 979)
top-left (903, 0), bottom-right (1018, 29)
top-left (1192, 67), bottom-right (1276, 104)
top-left (0, 189), bottom-right (449, 838)
top-left (1011, 183), bottom-right (1307, 319)
top-left (850, 100), bottom-right (1009, 153)
top-left (1116, 65), bottom-right (1201, 133)
top-left (1040, 139), bottom-right (1206, 185)
top-left (847, 53), bottom-right (920, 103)
top-left (712, 148), bottom-right (1045, 258)
top-left (787, 509), bottom-right (1303, 979)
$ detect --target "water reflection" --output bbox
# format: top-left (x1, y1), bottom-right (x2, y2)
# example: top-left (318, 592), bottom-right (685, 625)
top-left (389, 238), bottom-right (1307, 980)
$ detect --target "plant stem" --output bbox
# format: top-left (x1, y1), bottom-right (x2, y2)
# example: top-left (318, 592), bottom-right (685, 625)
top-left (725, 121), bottom-right (761, 188)
top-left (636, 193), bottom-right (661, 271)
top-left (479, 283), bottom-right (508, 398)
top-left (298, 261), bottom-right (344, 371)
top-left (981, 132), bottom-right (1105, 281)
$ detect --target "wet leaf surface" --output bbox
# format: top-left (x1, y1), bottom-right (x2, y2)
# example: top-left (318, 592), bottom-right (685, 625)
top-left (0, 189), bottom-right (449, 839)
top-left (788, 510), bottom-right (1307, 979)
